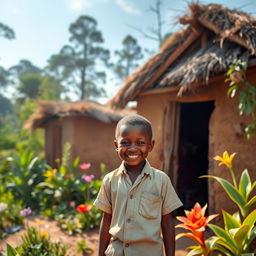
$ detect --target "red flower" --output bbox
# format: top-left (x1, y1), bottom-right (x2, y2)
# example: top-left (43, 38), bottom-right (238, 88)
top-left (79, 163), bottom-right (91, 171)
top-left (176, 203), bottom-right (218, 246)
top-left (64, 174), bottom-right (71, 179)
top-left (76, 204), bottom-right (92, 213)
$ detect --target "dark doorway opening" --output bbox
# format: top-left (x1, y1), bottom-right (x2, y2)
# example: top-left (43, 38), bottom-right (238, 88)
top-left (176, 101), bottom-right (214, 214)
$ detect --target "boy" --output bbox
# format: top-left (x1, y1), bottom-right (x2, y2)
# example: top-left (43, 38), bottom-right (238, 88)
top-left (94, 114), bottom-right (182, 256)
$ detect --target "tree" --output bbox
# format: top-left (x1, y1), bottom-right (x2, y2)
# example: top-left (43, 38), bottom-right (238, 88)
top-left (0, 22), bottom-right (15, 40)
top-left (113, 35), bottom-right (143, 81)
top-left (0, 22), bottom-right (15, 90)
top-left (9, 59), bottom-right (41, 78)
top-left (47, 15), bottom-right (109, 100)
top-left (130, 0), bottom-right (170, 48)
top-left (38, 76), bottom-right (63, 101)
top-left (17, 73), bottom-right (42, 100)
top-left (0, 94), bottom-right (13, 116)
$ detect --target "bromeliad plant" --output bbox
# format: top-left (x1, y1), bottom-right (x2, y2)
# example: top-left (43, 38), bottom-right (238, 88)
top-left (176, 151), bottom-right (256, 255)
top-left (176, 203), bottom-right (218, 256)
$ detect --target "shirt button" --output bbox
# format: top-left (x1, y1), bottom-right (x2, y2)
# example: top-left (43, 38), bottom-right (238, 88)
top-left (127, 218), bottom-right (131, 223)
top-left (130, 195), bottom-right (133, 199)
top-left (125, 243), bottom-right (129, 247)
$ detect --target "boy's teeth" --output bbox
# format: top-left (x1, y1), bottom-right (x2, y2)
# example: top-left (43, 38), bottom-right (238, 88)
top-left (128, 155), bottom-right (138, 159)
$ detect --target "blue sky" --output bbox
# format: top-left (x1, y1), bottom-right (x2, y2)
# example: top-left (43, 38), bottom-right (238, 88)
top-left (0, 0), bottom-right (255, 99)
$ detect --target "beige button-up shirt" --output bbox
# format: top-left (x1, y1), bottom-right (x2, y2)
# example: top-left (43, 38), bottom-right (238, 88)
top-left (94, 160), bottom-right (182, 256)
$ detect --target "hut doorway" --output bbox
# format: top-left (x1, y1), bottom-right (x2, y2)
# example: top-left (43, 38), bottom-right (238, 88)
top-left (176, 101), bottom-right (214, 213)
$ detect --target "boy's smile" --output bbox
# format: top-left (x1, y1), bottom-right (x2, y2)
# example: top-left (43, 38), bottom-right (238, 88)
top-left (114, 124), bottom-right (154, 172)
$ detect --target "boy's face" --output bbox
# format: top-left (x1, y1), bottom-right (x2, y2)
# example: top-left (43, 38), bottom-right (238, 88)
top-left (114, 124), bottom-right (155, 170)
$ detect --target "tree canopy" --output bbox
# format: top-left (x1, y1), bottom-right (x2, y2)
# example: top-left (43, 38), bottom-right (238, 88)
top-left (47, 15), bottom-right (109, 100)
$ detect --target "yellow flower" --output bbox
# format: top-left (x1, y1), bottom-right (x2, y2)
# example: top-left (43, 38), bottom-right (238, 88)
top-left (76, 222), bottom-right (82, 228)
top-left (214, 151), bottom-right (236, 169)
top-left (39, 231), bottom-right (48, 238)
top-left (43, 169), bottom-right (57, 178)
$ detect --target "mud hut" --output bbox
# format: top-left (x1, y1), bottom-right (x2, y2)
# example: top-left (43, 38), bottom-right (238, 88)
top-left (108, 3), bottom-right (256, 214)
top-left (25, 100), bottom-right (132, 178)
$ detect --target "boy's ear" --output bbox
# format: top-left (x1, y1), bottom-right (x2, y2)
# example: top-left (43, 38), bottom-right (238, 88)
top-left (149, 140), bottom-right (155, 152)
top-left (114, 140), bottom-right (118, 151)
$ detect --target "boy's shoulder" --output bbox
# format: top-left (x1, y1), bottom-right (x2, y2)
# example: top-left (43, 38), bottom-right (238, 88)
top-left (151, 166), bottom-right (170, 180)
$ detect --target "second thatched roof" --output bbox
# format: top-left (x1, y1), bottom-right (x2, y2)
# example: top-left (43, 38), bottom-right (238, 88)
top-left (108, 2), bottom-right (256, 109)
top-left (24, 100), bottom-right (133, 130)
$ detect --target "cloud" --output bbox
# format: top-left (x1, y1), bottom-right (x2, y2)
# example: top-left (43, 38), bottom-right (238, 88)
top-left (115, 0), bottom-right (140, 14)
top-left (67, 0), bottom-right (92, 11)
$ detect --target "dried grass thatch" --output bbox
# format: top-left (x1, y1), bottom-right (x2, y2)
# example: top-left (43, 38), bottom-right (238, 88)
top-left (24, 100), bottom-right (132, 130)
top-left (108, 2), bottom-right (256, 109)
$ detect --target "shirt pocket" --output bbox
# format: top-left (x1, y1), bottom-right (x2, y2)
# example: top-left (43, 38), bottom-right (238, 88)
top-left (139, 192), bottom-right (161, 219)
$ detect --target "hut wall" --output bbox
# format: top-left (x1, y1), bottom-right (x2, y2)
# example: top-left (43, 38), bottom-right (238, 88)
top-left (136, 71), bottom-right (256, 215)
top-left (136, 94), bottom-right (166, 170)
top-left (63, 116), bottom-right (120, 178)
top-left (210, 73), bottom-right (256, 215)
top-left (44, 120), bottom-right (62, 168)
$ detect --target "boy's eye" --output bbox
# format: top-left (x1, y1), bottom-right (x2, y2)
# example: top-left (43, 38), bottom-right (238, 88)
top-left (137, 141), bottom-right (145, 145)
top-left (120, 141), bottom-right (130, 146)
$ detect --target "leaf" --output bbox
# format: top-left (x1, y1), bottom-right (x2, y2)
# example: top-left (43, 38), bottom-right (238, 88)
top-left (72, 157), bottom-right (80, 168)
top-left (208, 224), bottom-right (238, 254)
top-left (187, 247), bottom-right (203, 256)
top-left (201, 175), bottom-right (246, 210)
top-left (244, 227), bottom-right (256, 250)
top-left (239, 169), bottom-right (251, 200)
top-left (222, 210), bottom-right (241, 230)
top-left (242, 209), bottom-right (256, 228)
top-left (210, 243), bottom-right (234, 256)
top-left (176, 232), bottom-right (203, 246)
top-left (233, 225), bottom-right (250, 250)
top-left (6, 243), bottom-right (20, 256)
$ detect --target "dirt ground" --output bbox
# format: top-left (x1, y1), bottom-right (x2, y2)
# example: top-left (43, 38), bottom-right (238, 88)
top-left (0, 217), bottom-right (191, 255)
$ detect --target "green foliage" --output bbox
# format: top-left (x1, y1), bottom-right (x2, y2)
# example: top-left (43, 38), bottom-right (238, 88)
top-left (47, 15), bottom-right (109, 100)
top-left (226, 60), bottom-right (256, 139)
top-left (17, 73), bottom-right (42, 100)
top-left (38, 76), bottom-right (63, 101)
top-left (76, 240), bottom-right (94, 255)
top-left (3, 148), bottom-right (48, 210)
top-left (14, 227), bottom-right (68, 256)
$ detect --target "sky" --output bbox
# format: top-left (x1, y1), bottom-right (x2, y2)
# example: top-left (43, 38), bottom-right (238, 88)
top-left (0, 0), bottom-right (255, 100)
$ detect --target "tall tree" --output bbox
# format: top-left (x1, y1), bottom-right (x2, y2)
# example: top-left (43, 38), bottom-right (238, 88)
top-left (113, 35), bottom-right (143, 81)
top-left (47, 15), bottom-right (109, 100)
top-left (17, 73), bottom-right (42, 100)
top-left (0, 22), bottom-right (15, 90)
top-left (9, 59), bottom-right (41, 78)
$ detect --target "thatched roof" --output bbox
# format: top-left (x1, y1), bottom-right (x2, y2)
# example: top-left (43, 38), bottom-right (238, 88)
top-left (108, 2), bottom-right (256, 109)
top-left (24, 100), bottom-right (132, 130)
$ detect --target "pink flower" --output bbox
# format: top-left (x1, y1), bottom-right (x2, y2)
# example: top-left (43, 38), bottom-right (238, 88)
top-left (81, 174), bottom-right (95, 182)
top-left (20, 207), bottom-right (32, 216)
top-left (79, 163), bottom-right (91, 171)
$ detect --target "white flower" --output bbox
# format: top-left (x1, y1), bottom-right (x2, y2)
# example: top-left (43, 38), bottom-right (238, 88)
top-left (0, 202), bottom-right (8, 212)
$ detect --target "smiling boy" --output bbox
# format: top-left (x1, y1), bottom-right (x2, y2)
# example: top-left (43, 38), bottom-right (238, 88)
top-left (94, 114), bottom-right (182, 256)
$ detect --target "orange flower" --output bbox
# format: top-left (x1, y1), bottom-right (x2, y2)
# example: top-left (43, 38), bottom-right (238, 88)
top-left (64, 174), bottom-right (71, 179)
top-left (76, 204), bottom-right (92, 213)
top-left (176, 203), bottom-right (218, 246)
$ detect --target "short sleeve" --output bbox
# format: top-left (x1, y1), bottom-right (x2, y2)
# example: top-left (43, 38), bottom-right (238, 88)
top-left (93, 174), bottom-right (112, 214)
top-left (161, 174), bottom-right (183, 215)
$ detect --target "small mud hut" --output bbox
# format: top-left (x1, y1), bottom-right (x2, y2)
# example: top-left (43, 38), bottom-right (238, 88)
top-left (108, 3), bottom-right (256, 214)
top-left (25, 101), bottom-right (132, 178)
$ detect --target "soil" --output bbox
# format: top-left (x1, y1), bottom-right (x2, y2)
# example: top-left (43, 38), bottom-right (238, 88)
top-left (0, 217), bottom-right (190, 256)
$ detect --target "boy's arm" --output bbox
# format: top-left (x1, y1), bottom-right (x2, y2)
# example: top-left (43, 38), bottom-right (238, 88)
top-left (161, 213), bottom-right (175, 256)
top-left (98, 212), bottom-right (112, 256)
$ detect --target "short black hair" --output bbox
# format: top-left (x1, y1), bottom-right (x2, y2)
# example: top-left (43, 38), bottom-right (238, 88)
top-left (115, 114), bottom-right (153, 139)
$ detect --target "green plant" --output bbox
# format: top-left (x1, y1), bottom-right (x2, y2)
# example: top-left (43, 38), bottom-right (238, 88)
top-left (176, 151), bottom-right (256, 255)
top-left (4, 148), bottom-right (47, 210)
top-left (76, 240), bottom-right (94, 255)
top-left (14, 227), bottom-right (68, 256)
top-left (226, 60), bottom-right (256, 139)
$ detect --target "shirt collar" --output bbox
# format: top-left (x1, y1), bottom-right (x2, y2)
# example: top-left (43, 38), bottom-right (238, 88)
top-left (116, 159), bottom-right (152, 178)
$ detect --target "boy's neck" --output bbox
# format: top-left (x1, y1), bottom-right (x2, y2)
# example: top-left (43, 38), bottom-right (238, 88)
top-left (124, 160), bottom-right (146, 175)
